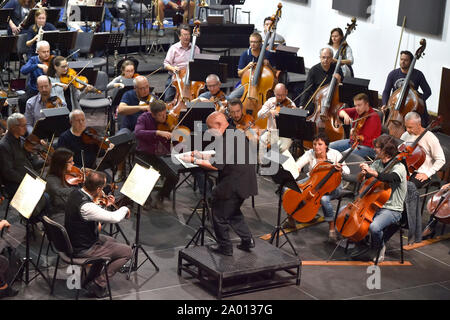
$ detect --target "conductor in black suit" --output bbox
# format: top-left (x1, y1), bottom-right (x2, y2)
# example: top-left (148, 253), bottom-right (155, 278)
top-left (181, 111), bottom-right (258, 256)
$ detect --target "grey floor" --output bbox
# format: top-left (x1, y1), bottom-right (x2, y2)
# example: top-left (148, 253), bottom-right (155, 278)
top-left (1, 29), bottom-right (449, 301)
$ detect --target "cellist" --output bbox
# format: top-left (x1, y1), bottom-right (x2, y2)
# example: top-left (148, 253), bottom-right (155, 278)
top-left (284, 132), bottom-right (349, 242)
top-left (162, 24), bottom-right (200, 103)
top-left (330, 93), bottom-right (381, 159)
top-left (381, 50), bottom-right (431, 127)
top-left (349, 136), bottom-right (407, 262)
top-left (400, 111), bottom-right (445, 189)
top-left (299, 48), bottom-right (342, 116)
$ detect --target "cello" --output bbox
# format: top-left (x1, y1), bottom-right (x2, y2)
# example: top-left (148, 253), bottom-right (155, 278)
top-left (308, 18), bottom-right (357, 147)
top-left (282, 140), bottom-right (359, 223)
top-left (426, 184), bottom-right (450, 225)
top-left (240, 3), bottom-right (282, 129)
top-left (170, 21), bottom-right (205, 107)
top-left (384, 39), bottom-right (427, 138)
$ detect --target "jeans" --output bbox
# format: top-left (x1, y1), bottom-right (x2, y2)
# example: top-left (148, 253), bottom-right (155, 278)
top-left (321, 186), bottom-right (342, 222)
top-left (329, 139), bottom-right (376, 160)
top-left (227, 85), bottom-right (245, 100)
top-left (162, 75), bottom-right (176, 103)
top-left (369, 208), bottom-right (402, 249)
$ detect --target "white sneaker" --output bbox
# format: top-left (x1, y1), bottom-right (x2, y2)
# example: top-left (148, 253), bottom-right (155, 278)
top-left (373, 245), bottom-right (386, 263)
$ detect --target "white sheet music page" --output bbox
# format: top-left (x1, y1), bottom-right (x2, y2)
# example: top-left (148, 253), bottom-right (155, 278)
top-left (120, 163), bottom-right (161, 206)
top-left (10, 173), bottom-right (46, 219)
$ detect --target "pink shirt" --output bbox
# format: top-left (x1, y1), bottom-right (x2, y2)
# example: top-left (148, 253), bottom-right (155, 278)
top-left (163, 41), bottom-right (200, 76)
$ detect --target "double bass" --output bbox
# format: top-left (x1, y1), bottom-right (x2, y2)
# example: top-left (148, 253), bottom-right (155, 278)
top-left (384, 39), bottom-right (427, 138)
top-left (282, 140), bottom-right (359, 223)
top-left (308, 18), bottom-right (357, 147)
top-left (240, 3), bottom-right (282, 129)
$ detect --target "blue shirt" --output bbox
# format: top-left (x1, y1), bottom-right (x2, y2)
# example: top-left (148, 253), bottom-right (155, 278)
top-left (119, 89), bottom-right (143, 131)
top-left (238, 48), bottom-right (274, 70)
top-left (20, 55), bottom-right (45, 92)
top-left (26, 22), bottom-right (57, 57)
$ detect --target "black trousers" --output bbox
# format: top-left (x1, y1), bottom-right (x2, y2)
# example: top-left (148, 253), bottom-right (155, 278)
top-left (136, 152), bottom-right (178, 199)
top-left (211, 195), bottom-right (252, 249)
top-left (0, 255), bottom-right (8, 285)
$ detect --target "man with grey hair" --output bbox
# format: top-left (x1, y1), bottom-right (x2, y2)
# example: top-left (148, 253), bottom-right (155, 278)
top-left (401, 111), bottom-right (445, 189)
top-left (299, 47), bottom-right (343, 115)
top-left (18, 40), bottom-right (52, 113)
top-left (196, 74), bottom-right (229, 113)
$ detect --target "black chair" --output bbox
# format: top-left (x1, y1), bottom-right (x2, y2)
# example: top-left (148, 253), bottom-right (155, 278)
top-left (41, 216), bottom-right (112, 300)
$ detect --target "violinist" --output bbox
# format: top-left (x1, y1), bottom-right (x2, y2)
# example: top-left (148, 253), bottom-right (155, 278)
top-left (350, 137), bottom-right (407, 262)
top-left (25, 75), bottom-right (66, 134)
top-left (381, 50), bottom-right (431, 127)
top-left (228, 32), bottom-right (275, 100)
top-left (106, 60), bottom-right (138, 90)
top-left (196, 74), bottom-right (228, 113)
top-left (3, 0), bottom-right (36, 35)
top-left (25, 8), bottom-right (57, 59)
top-left (162, 24), bottom-right (200, 103)
top-left (299, 47), bottom-right (343, 116)
top-left (284, 132), bottom-right (349, 241)
top-left (134, 100), bottom-right (178, 209)
top-left (257, 83), bottom-right (295, 161)
top-left (330, 93), bottom-right (381, 159)
top-left (56, 110), bottom-right (105, 169)
top-left (0, 113), bottom-right (49, 218)
top-left (18, 40), bottom-right (51, 113)
top-left (64, 171), bottom-right (132, 298)
top-left (327, 27), bottom-right (354, 78)
top-left (47, 56), bottom-right (95, 111)
top-left (117, 75), bottom-right (155, 134)
top-left (45, 148), bottom-right (77, 223)
top-left (400, 111), bottom-right (445, 189)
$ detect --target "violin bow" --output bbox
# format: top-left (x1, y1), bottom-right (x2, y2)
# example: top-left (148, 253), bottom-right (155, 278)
top-left (302, 75), bottom-right (328, 111)
top-left (67, 62), bottom-right (90, 88)
top-left (40, 133), bottom-right (55, 178)
top-left (94, 121), bottom-right (111, 171)
top-left (64, 49), bottom-right (80, 61)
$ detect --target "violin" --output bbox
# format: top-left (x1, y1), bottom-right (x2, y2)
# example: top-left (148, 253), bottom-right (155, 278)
top-left (350, 109), bottom-right (371, 143)
top-left (46, 96), bottom-right (64, 109)
top-left (23, 133), bottom-right (54, 162)
top-left (157, 100), bottom-right (191, 144)
top-left (64, 165), bottom-right (85, 186)
top-left (43, 54), bottom-right (55, 67)
top-left (94, 190), bottom-right (119, 210)
top-left (235, 114), bottom-right (260, 143)
top-left (60, 68), bottom-right (102, 94)
top-left (81, 127), bottom-right (111, 150)
top-left (384, 39), bottom-right (426, 138)
top-left (210, 91), bottom-right (227, 112)
top-left (282, 140), bottom-right (358, 223)
top-left (241, 4), bottom-right (281, 129)
top-left (426, 184), bottom-right (450, 224)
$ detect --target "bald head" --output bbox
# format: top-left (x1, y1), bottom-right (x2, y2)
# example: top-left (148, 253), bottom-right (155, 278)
top-left (206, 111), bottom-right (229, 135)
top-left (134, 75), bottom-right (150, 99)
top-left (37, 75), bottom-right (51, 97)
top-left (274, 83), bottom-right (288, 102)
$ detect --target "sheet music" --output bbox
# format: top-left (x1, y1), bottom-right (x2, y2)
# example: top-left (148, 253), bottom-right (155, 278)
top-left (10, 174), bottom-right (46, 219)
top-left (281, 150), bottom-right (299, 180)
top-left (120, 163), bottom-right (161, 206)
top-left (174, 150), bottom-right (216, 169)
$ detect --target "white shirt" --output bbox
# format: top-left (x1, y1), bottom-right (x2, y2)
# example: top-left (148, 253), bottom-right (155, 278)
top-left (400, 130), bottom-right (446, 178)
top-left (257, 97), bottom-right (296, 130)
top-left (79, 188), bottom-right (129, 224)
top-left (295, 148), bottom-right (350, 176)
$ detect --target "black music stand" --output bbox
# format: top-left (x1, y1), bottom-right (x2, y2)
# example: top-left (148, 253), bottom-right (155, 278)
top-left (189, 53), bottom-right (227, 83)
top-left (338, 77), bottom-right (370, 108)
top-left (123, 156), bottom-right (159, 279)
top-left (42, 30), bottom-right (77, 56)
top-left (220, 0), bottom-right (245, 23)
top-left (263, 151), bottom-right (299, 256)
top-left (33, 107), bottom-right (70, 139)
top-left (179, 102), bottom-right (216, 132)
top-left (74, 5), bottom-right (104, 31)
top-left (276, 107), bottom-right (314, 155)
top-left (0, 9), bottom-right (13, 30)
top-left (272, 45), bottom-right (306, 75)
top-left (47, 0), bottom-right (66, 7)
top-left (0, 35), bottom-right (17, 88)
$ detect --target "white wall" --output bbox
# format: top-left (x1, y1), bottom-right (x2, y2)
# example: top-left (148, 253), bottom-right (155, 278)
top-left (236, 0), bottom-right (450, 113)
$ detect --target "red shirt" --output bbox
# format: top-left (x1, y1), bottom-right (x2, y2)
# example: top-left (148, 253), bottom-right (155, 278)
top-left (345, 107), bottom-right (381, 148)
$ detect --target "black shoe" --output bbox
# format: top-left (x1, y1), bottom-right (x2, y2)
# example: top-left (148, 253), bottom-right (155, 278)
top-left (0, 286), bottom-right (19, 299)
top-left (350, 244), bottom-right (370, 259)
top-left (208, 244), bottom-right (233, 256)
top-left (237, 237), bottom-right (255, 251)
top-left (85, 281), bottom-right (108, 298)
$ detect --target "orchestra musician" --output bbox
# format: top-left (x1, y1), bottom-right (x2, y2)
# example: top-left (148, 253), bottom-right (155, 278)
top-left (257, 83), bottom-right (296, 161)
top-left (106, 60), bottom-right (138, 90)
top-left (19, 40), bottom-right (51, 114)
top-left (299, 47), bottom-right (343, 116)
top-left (381, 50), bottom-right (432, 127)
top-left (330, 93), bottom-right (381, 159)
top-left (262, 16), bottom-right (286, 49)
top-left (162, 24), bottom-right (200, 103)
top-left (180, 111), bottom-right (258, 256)
top-left (349, 136), bottom-right (407, 262)
top-left (25, 8), bottom-right (56, 59)
top-left (327, 27), bottom-right (354, 78)
top-left (0, 220), bottom-right (19, 299)
top-left (193, 74), bottom-right (229, 113)
top-left (228, 32), bottom-right (275, 100)
top-left (117, 75), bottom-right (156, 135)
top-left (115, 0), bottom-right (150, 34)
top-left (4, 0), bottom-right (35, 35)
top-left (64, 170), bottom-right (132, 298)
top-left (25, 75), bottom-right (66, 134)
top-left (156, 0), bottom-right (195, 37)
top-left (284, 132), bottom-right (349, 242)
top-left (400, 111), bottom-right (445, 189)
top-left (134, 100), bottom-right (178, 209)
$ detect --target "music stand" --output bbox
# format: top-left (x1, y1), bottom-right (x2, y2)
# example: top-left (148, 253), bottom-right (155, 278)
top-left (179, 102), bottom-right (216, 132)
top-left (220, 0), bottom-right (245, 23)
top-left (338, 77), bottom-right (370, 108)
top-left (75, 5), bottom-right (104, 31)
top-left (42, 30), bottom-right (77, 56)
top-left (47, 0), bottom-right (66, 6)
top-left (272, 45), bottom-right (306, 75)
top-left (263, 151), bottom-right (299, 256)
top-left (0, 9), bottom-right (13, 30)
top-left (33, 107), bottom-right (70, 139)
top-left (0, 35), bottom-right (17, 88)
top-left (189, 53), bottom-right (227, 83)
